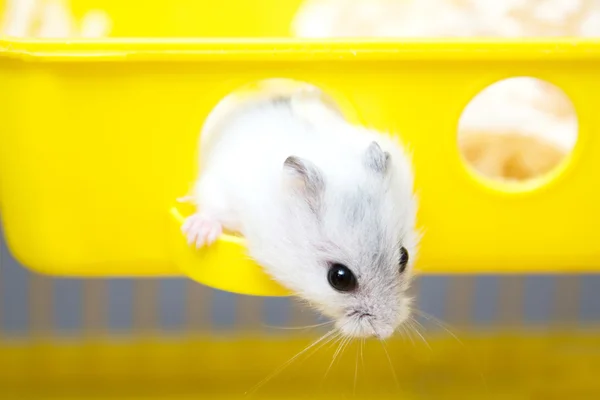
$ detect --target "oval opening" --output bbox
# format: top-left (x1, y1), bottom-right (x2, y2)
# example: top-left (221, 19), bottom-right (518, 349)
top-left (180, 77), bottom-right (353, 238)
top-left (458, 77), bottom-right (578, 189)
top-left (174, 78), bottom-right (352, 296)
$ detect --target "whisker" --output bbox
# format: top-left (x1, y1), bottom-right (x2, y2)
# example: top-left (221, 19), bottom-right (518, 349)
top-left (365, 319), bottom-right (399, 392)
top-left (245, 328), bottom-right (337, 396)
top-left (407, 319), bottom-right (432, 351)
top-left (322, 324), bottom-right (356, 387)
top-left (369, 321), bottom-right (400, 390)
top-left (380, 339), bottom-right (401, 391)
top-left (262, 320), bottom-right (333, 331)
top-left (339, 335), bottom-right (353, 362)
top-left (413, 309), bottom-right (464, 345)
top-left (410, 317), bottom-right (438, 347)
top-left (322, 335), bottom-right (346, 384)
top-left (353, 341), bottom-right (359, 395)
top-left (293, 328), bottom-right (343, 370)
top-left (401, 324), bottom-right (416, 348)
top-left (360, 338), bottom-right (366, 373)
top-left (410, 315), bottom-right (428, 332)
top-left (323, 331), bottom-right (344, 353)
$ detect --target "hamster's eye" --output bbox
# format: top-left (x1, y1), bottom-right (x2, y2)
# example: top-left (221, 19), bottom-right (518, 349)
top-left (327, 263), bottom-right (357, 292)
top-left (399, 247), bottom-right (409, 273)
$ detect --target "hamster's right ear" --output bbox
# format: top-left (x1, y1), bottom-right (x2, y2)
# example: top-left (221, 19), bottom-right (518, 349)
top-left (283, 156), bottom-right (324, 213)
top-left (364, 141), bottom-right (390, 175)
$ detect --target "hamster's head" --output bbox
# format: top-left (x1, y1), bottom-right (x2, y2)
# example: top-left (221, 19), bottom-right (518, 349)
top-left (271, 138), bottom-right (418, 340)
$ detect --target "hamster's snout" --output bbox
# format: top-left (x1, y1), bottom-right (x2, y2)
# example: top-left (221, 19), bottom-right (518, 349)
top-left (336, 310), bottom-right (403, 339)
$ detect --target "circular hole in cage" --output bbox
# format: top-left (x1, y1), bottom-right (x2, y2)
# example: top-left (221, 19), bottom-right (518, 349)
top-left (458, 77), bottom-right (578, 187)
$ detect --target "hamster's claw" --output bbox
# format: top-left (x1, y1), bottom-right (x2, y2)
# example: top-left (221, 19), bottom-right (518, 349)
top-left (182, 213), bottom-right (222, 249)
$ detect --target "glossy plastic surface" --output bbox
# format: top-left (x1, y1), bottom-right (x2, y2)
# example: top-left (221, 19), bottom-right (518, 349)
top-left (1, 332), bottom-right (599, 399)
top-left (1, 2), bottom-right (600, 296)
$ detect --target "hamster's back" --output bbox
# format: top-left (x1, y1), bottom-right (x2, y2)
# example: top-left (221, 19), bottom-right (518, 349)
top-left (203, 98), bottom-right (319, 181)
top-left (200, 91), bottom-right (358, 189)
top-left (194, 89), bottom-right (385, 240)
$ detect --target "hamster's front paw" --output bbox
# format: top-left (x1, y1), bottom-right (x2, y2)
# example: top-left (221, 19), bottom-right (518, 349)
top-left (182, 213), bottom-right (222, 249)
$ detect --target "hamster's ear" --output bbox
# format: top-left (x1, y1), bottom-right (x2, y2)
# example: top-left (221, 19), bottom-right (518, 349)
top-left (283, 155), bottom-right (324, 213)
top-left (364, 141), bottom-right (390, 175)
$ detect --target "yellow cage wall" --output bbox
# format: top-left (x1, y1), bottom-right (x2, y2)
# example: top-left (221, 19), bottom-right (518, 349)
top-left (1, 3), bottom-right (600, 292)
top-left (1, 0), bottom-right (600, 399)
top-left (1, 244), bottom-right (600, 399)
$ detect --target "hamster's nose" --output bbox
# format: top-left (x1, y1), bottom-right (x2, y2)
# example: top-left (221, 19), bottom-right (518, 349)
top-left (374, 325), bottom-right (395, 340)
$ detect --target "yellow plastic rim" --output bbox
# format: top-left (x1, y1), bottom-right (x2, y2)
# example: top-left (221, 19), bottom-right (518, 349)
top-left (168, 205), bottom-right (290, 297)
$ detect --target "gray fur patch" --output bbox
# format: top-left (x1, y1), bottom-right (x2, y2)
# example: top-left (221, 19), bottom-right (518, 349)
top-left (364, 141), bottom-right (390, 174)
top-left (283, 155), bottom-right (325, 215)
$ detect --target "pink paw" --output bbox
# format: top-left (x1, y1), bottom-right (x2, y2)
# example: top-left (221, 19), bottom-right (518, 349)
top-left (181, 214), bottom-right (222, 249)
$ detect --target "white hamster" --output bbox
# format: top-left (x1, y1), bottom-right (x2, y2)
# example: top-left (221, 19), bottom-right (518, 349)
top-left (182, 86), bottom-right (418, 339)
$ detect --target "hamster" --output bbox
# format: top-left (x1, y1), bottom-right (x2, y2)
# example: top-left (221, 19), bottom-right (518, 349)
top-left (182, 86), bottom-right (418, 339)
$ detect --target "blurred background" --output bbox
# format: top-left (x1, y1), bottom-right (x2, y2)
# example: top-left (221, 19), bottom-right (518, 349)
top-left (1, 0), bottom-right (600, 399)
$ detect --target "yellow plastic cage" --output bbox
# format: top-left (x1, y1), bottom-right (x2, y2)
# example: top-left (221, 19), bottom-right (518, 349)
top-left (1, 0), bottom-right (600, 399)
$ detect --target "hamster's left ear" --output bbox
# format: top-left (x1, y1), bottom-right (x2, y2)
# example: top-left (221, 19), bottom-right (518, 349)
top-left (364, 141), bottom-right (390, 175)
top-left (283, 155), bottom-right (324, 214)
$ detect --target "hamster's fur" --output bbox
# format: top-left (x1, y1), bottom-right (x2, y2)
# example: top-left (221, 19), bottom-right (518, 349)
top-left (293, 0), bottom-right (585, 182)
top-left (183, 88), bottom-right (418, 339)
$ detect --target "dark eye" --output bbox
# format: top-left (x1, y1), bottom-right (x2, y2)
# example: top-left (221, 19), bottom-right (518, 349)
top-left (399, 247), bottom-right (409, 273)
top-left (327, 263), bottom-right (357, 292)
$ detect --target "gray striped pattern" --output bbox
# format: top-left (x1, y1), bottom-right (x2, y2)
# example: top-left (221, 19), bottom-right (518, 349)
top-left (1, 227), bottom-right (599, 338)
